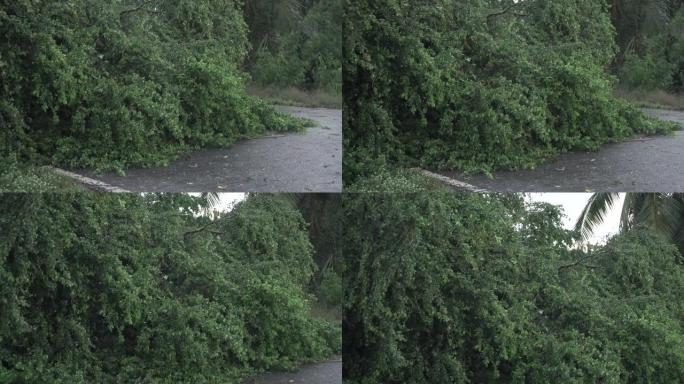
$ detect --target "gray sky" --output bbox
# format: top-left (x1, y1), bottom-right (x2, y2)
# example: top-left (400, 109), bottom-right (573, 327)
top-left (528, 193), bottom-right (624, 244)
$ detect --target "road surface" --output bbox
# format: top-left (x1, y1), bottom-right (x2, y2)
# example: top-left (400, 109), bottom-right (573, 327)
top-left (434, 108), bottom-right (684, 192)
top-left (245, 360), bottom-right (342, 384)
top-left (73, 106), bottom-right (342, 192)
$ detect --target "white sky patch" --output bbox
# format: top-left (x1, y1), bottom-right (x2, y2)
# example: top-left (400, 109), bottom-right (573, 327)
top-left (527, 193), bottom-right (624, 244)
top-left (188, 193), bottom-right (246, 214)
top-left (213, 193), bottom-right (246, 212)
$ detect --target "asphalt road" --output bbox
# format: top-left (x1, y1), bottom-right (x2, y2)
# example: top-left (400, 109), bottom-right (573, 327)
top-left (436, 108), bottom-right (684, 192)
top-left (75, 106), bottom-right (342, 192)
top-left (245, 361), bottom-right (342, 384)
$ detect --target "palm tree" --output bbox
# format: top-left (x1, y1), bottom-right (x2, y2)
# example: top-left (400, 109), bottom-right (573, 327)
top-left (575, 193), bottom-right (684, 252)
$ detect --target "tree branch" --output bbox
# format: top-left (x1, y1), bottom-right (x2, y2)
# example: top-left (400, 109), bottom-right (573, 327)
top-left (486, 3), bottom-right (527, 21)
top-left (183, 222), bottom-right (223, 238)
top-left (558, 253), bottom-right (601, 271)
top-left (120, 1), bottom-right (159, 17)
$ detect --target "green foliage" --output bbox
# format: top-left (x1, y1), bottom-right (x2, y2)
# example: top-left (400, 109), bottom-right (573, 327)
top-left (612, 0), bottom-right (684, 91)
top-left (345, 165), bottom-right (442, 193)
top-left (246, 0), bottom-right (342, 93)
top-left (292, 194), bottom-right (342, 272)
top-left (576, 193), bottom-right (684, 255)
top-left (0, 0), bottom-right (306, 172)
top-left (0, 156), bottom-right (82, 192)
top-left (343, 192), bottom-right (684, 383)
top-left (0, 193), bottom-right (338, 383)
top-left (619, 51), bottom-right (676, 90)
top-left (318, 269), bottom-right (343, 308)
top-left (291, 194), bottom-right (344, 310)
top-left (344, 0), bottom-right (674, 183)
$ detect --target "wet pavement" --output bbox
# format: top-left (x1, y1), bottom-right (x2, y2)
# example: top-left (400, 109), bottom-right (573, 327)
top-left (75, 106), bottom-right (342, 192)
top-left (436, 108), bottom-right (684, 192)
top-left (245, 360), bottom-right (342, 384)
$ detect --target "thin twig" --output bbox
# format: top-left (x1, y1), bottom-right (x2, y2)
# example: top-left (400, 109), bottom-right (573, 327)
top-left (120, 0), bottom-right (159, 17)
top-left (183, 222), bottom-right (223, 238)
top-left (558, 254), bottom-right (601, 271)
top-left (486, 4), bottom-right (527, 21)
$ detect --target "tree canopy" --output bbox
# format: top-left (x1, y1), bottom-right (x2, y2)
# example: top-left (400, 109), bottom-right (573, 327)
top-left (245, 0), bottom-right (342, 93)
top-left (612, 0), bottom-right (684, 91)
top-left (0, 193), bottom-right (339, 383)
top-left (343, 192), bottom-right (684, 383)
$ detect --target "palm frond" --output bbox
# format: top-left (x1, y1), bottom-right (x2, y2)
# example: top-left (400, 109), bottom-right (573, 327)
top-left (619, 193), bottom-right (637, 232)
top-left (198, 192), bottom-right (222, 218)
top-left (631, 193), bottom-right (684, 240)
top-left (204, 192), bottom-right (221, 210)
top-left (574, 193), bottom-right (621, 241)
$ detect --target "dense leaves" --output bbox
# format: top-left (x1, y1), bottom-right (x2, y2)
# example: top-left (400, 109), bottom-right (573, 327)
top-left (344, 0), bottom-right (674, 183)
top-left (0, 156), bottom-right (83, 192)
top-left (0, 1), bottom-right (307, 172)
top-left (245, 0), bottom-right (342, 93)
top-left (343, 192), bottom-right (684, 383)
top-left (612, 0), bottom-right (684, 91)
top-left (0, 193), bottom-right (339, 383)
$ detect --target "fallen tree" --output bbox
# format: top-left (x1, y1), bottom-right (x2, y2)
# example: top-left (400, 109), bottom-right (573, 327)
top-left (0, 1), bottom-right (308, 172)
top-left (0, 194), bottom-right (339, 383)
top-left (344, 0), bottom-right (676, 183)
top-left (344, 192), bottom-right (684, 383)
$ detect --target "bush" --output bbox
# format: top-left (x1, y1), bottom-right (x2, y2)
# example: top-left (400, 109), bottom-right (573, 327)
top-left (0, 1), bottom-right (307, 172)
top-left (343, 192), bottom-right (684, 383)
top-left (0, 194), bottom-right (339, 383)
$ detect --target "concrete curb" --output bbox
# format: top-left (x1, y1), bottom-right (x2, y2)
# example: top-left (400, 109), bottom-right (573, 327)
top-left (47, 167), bottom-right (130, 193)
top-left (415, 168), bottom-right (489, 193)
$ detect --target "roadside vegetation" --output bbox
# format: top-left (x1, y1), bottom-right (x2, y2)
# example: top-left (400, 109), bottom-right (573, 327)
top-left (0, 157), bottom-right (84, 192)
top-left (0, 194), bottom-right (341, 383)
top-left (612, 0), bottom-right (684, 108)
top-left (343, 192), bottom-right (684, 383)
top-left (614, 88), bottom-right (684, 110)
top-left (1, 1), bottom-right (312, 174)
top-left (244, 0), bottom-right (342, 108)
top-left (344, 0), bottom-right (682, 187)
